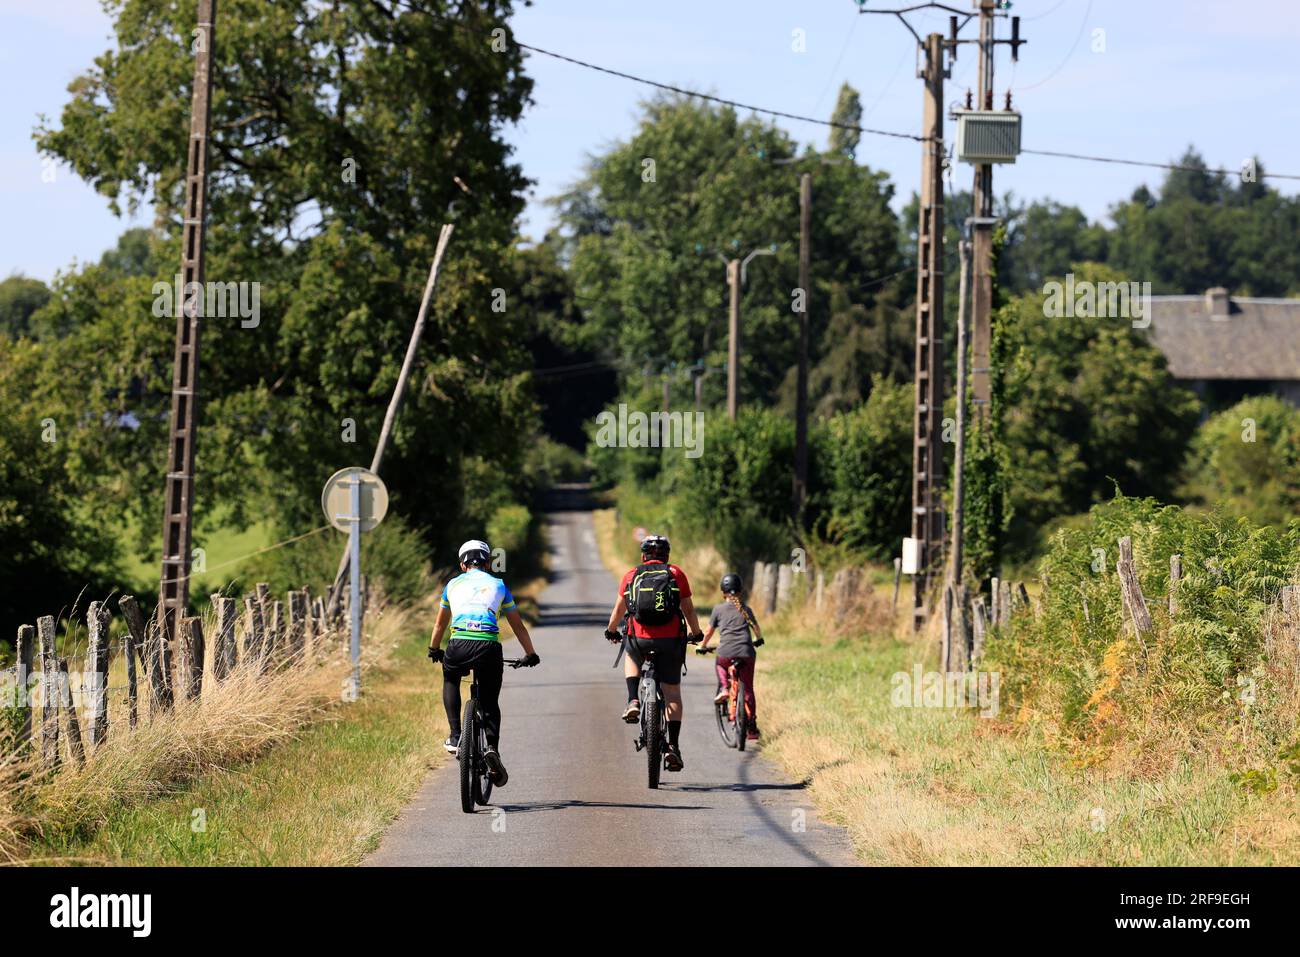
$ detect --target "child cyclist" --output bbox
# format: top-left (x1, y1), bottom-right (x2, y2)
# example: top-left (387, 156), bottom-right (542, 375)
top-left (696, 572), bottom-right (764, 741)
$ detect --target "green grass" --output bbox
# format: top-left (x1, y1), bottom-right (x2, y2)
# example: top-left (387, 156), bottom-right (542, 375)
top-left (119, 512), bottom-right (274, 596)
top-left (33, 618), bottom-right (446, 866)
top-left (758, 617), bottom-right (1294, 865)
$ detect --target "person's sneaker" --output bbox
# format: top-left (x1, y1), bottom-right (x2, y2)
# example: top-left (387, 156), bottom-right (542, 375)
top-left (444, 735), bottom-right (460, 755)
top-left (747, 727), bottom-right (761, 741)
top-left (483, 748), bottom-right (509, 787)
top-left (664, 746), bottom-right (684, 772)
top-left (713, 688), bottom-right (729, 705)
top-left (621, 700), bottom-right (640, 723)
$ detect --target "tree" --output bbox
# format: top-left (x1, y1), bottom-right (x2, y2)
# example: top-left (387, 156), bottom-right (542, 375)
top-left (0, 275), bottom-right (51, 339)
top-left (828, 83), bottom-right (862, 159)
top-left (33, 1), bottom-right (541, 572)
top-left (996, 263), bottom-right (1201, 554)
top-left (556, 94), bottom-right (901, 413)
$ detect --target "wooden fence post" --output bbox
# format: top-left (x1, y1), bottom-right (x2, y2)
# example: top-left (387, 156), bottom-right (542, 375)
top-left (16, 624), bottom-right (35, 746)
top-left (212, 596), bottom-right (237, 680)
top-left (269, 600), bottom-right (284, 665)
top-left (58, 658), bottom-right (85, 767)
top-left (299, 588), bottom-right (316, 656)
top-left (990, 577), bottom-right (1001, 626)
top-left (814, 571), bottom-right (825, 611)
top-left (120, 595), bottom-right (172, 712)
top-left (954, 584), bottom-right (970, 671)
top-left (759, 563), bottom-right (778, 616)
top-left (1169, 554), bottom-right (1182, 617)
top-left (892, 557), bottom-right (902, 611)
top-left (941, 583), bottom-right (954, 672)
top-left (122, 608), bottom-right (138, 730)
top-left (244, 596), bottom-right (268, 670)
top-left (1016, 582), bottom-right (1030, 616)
top-left (1000, 580), bottom-right (1013, 626)
top-left (1116, 536), bottom-right (1152, 652)
top-left (776, 565), bottom-right (793, 609)
top-left (971, 596), bottom-right (988, 664)
top-left (86, 600), bottom-right (110, 748)
top-left (180, 616), bottom-right (204, 699)
top-left (288, 590), bottom-right (306, 658)
top-left (37, 616), bottom-right (59, 769)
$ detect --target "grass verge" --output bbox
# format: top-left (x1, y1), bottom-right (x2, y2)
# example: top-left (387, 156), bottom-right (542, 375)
top-left (757, 596), bottom-right (1298, 865)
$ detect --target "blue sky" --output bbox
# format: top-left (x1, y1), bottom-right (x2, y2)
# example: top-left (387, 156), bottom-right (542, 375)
top-left (3, 0), bottom-right (1298, 281)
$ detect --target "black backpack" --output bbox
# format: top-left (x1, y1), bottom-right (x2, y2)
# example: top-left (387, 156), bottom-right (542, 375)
top-left (626, 562), bottom-right (681, 626)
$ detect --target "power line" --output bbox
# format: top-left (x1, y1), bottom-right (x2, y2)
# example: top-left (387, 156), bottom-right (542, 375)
top-left (425, 8), bottom-right (1300, 183)
top-left (1019, 148), bottom-right (1300, 182)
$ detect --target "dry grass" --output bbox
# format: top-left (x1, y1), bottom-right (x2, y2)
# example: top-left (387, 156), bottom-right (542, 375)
top-left (0, 599), bottom-right (416, 863)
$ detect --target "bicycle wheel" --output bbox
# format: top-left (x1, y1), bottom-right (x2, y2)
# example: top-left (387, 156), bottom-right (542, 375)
top-left (643, 689), bottom-right (662, 789)
top-left (459, 698), bottom-right (477, 813)
top-left (474, 722), bottom-right (493, 806)
top-left (714, 682), bottom-right (736, 747)
top-left (734, 679), bottom-right (748, 752)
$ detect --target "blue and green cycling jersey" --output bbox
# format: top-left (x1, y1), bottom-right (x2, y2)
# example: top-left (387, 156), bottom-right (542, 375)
top-left (440, 568), bottom-right (517, 641)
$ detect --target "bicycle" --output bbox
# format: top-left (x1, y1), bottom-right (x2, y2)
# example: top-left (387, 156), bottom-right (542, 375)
top-left (698, 639), bottom-right (763, 751)
top-left (634, 647), bottom-right (670, 789)
top-left (458, 657), bottom-right (529, 814)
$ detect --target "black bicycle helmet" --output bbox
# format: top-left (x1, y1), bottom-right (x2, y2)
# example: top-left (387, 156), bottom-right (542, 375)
top-left (640, 534), bottom-right (670, 561)
top-left (720, 573), bottom-right (742, 595)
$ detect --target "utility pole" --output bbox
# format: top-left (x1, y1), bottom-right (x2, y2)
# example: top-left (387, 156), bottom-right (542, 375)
top-left (949, 238), bottom-right (972, 586)
top-left (158, 0), bottom-right (217, 648)
top-left (909, 30), bottom-right (949, 630)
top-left (726, 260), bottom-right (741, 420)
top-left (712, 245), bottom-right (775, 420)
top-left (970, 0), bottom-right (997, 426)
top-left (794, 172), bottom-right (812, 524)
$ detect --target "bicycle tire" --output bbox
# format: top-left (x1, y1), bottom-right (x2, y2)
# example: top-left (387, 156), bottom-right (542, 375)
top-left (735, 679), bottom-right (748, 752)
top-left (714, 682), bottom-right (736, 748)
top-left (644, 693), bottom-right (663, 789)
top-left (459, 698), bottom-right (477, 813)
top-left (475, 722), bottom-right (493, 806)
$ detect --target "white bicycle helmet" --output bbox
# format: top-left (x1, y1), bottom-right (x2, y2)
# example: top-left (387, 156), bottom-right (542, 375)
top-left (457, 539), bottom-right (491, 567)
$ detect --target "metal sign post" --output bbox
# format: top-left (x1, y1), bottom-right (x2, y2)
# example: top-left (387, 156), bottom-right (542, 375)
top-left (347, 477), bottom-right (362, 696)
top-left (321, 467), bottom-right (388, 699)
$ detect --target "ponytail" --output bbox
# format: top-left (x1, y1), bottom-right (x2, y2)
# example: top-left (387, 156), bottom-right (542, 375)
top-left (726, 591), bottom-right (758, 636)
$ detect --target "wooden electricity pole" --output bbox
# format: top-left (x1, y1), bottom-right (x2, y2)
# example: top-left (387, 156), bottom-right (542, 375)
top-left (158, 0), bottom-right (217, 646)
top-left (793, 172), bottom-right (811, 523)
top-left (726, 259), bottom-right (741, 420)
top-left (909, 31), bottom-right (949, 630)
top-left (969, 0), bottom-right (997, 426)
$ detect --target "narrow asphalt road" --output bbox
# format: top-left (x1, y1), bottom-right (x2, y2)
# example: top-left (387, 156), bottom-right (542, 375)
top-left (365, 490), bottom-right (856, 866)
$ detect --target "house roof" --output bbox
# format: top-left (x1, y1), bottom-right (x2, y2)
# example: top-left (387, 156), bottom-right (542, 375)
top-left (1146, 294), bottom-right (1300, 380)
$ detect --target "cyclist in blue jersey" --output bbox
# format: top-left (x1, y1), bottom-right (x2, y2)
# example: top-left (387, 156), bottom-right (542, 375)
top-left (428, 540), bottom-right (539, 786)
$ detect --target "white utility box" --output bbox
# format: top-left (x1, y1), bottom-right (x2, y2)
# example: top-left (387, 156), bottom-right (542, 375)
top-left (954, 109), bottom-right (1022, 164)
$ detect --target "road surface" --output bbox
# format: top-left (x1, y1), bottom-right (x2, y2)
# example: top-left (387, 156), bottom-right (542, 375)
top-left (365, 489), bottom-right (856, 866)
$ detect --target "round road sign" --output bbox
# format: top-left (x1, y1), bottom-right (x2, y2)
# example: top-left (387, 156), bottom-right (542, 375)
top-left (322, 467), bottom-right (389, 533)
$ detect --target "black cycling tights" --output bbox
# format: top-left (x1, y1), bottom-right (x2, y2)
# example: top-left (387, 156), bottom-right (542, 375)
top-left (443, 672), bottom-right (502, 748)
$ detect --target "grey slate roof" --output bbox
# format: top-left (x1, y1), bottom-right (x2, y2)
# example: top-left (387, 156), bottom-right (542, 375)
top-left (1146, 294), bottom-right (1300, 381)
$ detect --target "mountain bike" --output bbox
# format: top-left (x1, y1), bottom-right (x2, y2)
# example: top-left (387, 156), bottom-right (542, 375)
top-left (459, 657), bottom-right (528, 814)
top-left (634, 647), bottom-right (669, 789)
top-left (698, 639), bottom-right (762, 752)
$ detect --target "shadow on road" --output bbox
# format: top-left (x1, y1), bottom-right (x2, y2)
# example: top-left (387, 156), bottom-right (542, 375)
top-left (674, 780), bottom-right (809, 793)
top-left (495, 799), bottom-right (711, 813)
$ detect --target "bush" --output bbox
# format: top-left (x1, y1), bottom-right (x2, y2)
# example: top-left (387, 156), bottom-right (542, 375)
top-left (988, 493), bottom-right (1300, 743)
top-left (1182, 395), bottom-right (1300, 526)
top-left (487, 503), bottom-right (531, 558)
top-left (240, 513), bottom-right (432, 607)
top-left (525, 436), bottom-right (588, 486)
top-left (810, 376), bottom-right (912, 561)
